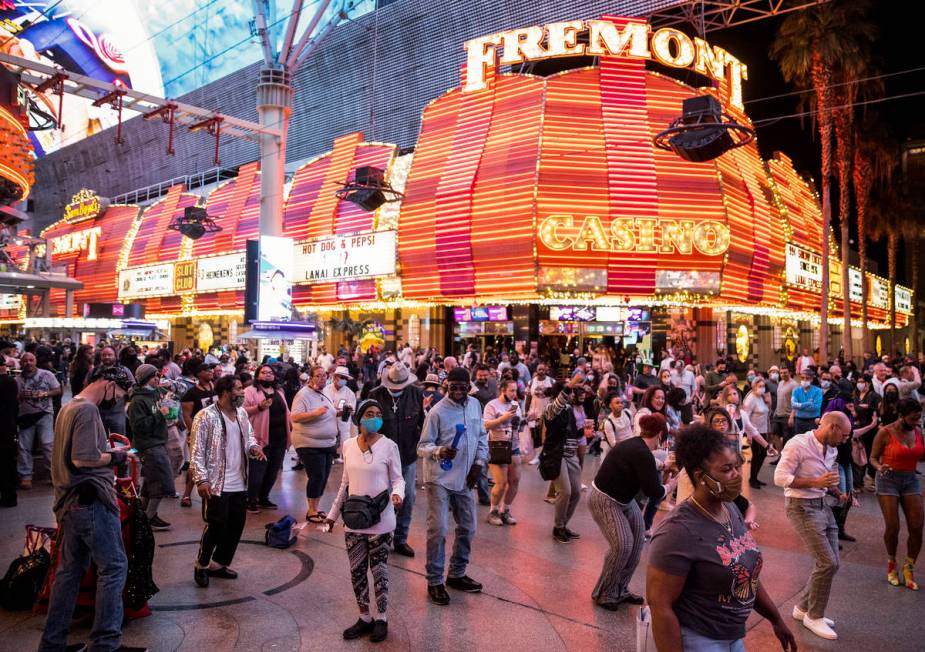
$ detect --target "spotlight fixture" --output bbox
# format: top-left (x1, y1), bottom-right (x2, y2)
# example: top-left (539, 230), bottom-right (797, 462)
top-left (653, 95), bottom-right (755, 162)
top-left (167, 206), bottom-right (222, 240)
top-left (335, 166), bottom-right (404, 212)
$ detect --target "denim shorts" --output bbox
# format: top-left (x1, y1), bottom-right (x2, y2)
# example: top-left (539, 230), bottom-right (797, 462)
top-left (876, 470), bottom-right (921, 497)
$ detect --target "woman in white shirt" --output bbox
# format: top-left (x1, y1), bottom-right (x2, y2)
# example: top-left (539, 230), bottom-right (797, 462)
top-left (483, 379), bottom-right (524, 526)
top-left (325, 399), bottom-right (405, 643)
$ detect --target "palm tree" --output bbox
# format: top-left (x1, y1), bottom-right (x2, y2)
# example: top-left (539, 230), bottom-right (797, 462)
top-left (328, 315), bottom-right (371, 347)
top-left (853, 116), bottom-right (896, 347)
top-left (772, 0), bottom-right (876, 364)
top-left (868, 188), bottom-right (906, 354)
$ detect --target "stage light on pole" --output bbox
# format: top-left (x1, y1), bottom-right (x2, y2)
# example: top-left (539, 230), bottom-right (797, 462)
top-left (167, 206), bottom-right (222, 240)
top-left (335, 166), bottom-right (404, 212)
top-left (653, 95), bottom-right (754, 162)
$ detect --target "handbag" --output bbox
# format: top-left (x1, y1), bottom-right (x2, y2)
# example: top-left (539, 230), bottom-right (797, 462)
top-left (341, 489), bottom-right (390, 530)
top-left (636, 605), bottom-right (657, 652)
top-left (488, 440), bottom-right (513, 465)
top-left (0, 525), bottom-right (55, 611)
top-left (538, 445), bottom-right (562, 481)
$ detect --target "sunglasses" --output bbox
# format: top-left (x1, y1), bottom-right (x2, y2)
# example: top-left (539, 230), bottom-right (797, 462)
top-left (448, 383), bottom-right (469, 392)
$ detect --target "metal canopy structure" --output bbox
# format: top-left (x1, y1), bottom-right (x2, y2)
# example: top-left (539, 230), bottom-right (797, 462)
top-left (0, 51), bottom-right (280, 143)
top-left (649, 0), bottom-right (831, 33)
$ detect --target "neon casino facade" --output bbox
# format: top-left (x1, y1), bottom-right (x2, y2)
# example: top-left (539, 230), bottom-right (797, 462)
top-left (2, 15), bottom-right (912, 366)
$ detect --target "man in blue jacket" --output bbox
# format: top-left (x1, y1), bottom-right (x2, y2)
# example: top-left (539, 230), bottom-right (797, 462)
top-left (790, 369), bottom-right (823, 435)
top-left (418, 367), bottom-right (488, 606)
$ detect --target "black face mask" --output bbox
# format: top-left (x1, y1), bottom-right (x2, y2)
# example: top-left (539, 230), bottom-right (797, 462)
top-left (259, 379), bottom-right (274, 388)
top-left (98, 397), bottom-right (117, 410)
top-left (901, 420), bottom-right (916, 431)
top-left (475, 379), bottom-right (488, 387)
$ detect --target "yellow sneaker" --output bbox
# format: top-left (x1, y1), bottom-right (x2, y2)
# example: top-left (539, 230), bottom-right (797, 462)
top-left (903, 562), bottom-right (919, 591)
top-left (887, 559), bottom-right (901, 587)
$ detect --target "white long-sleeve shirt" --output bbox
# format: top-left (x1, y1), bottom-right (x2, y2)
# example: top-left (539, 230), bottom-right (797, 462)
top-left (773, 430), bottom-right (836, 499)
top-left (328, 436), bottom-right (405, 535)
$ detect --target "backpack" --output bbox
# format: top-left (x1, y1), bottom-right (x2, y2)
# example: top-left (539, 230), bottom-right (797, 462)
top-left (264, 515), bottom-right (298, 549)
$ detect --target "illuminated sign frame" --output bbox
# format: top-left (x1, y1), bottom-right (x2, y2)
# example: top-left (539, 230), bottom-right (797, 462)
top-left (63, 189), bottom-right (109, 225)
top-left (464, 18), bottom-right (748, 108)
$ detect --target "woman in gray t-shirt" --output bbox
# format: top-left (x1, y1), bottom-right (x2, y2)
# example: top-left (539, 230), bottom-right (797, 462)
top-left (646, 424), bottom-right (796, 652)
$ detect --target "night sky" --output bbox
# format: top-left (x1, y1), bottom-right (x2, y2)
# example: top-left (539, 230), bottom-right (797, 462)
top-left (695, 5), bottom-right (925, 283)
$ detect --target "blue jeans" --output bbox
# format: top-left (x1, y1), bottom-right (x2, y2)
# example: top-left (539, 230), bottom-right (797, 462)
top-left (680, 626), bottom-right (745, 651)
top-left (394, 461), bottom-right (416, 546)
top-left (40, 500), bottom-right (127, 652)
top-left (17, 412), bottom-right (53, 480)
top-left (425, 482), bottom-right (476, 586)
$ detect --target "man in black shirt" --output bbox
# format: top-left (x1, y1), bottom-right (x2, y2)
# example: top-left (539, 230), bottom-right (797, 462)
top-left (180, 362), bottom-right (215, 508)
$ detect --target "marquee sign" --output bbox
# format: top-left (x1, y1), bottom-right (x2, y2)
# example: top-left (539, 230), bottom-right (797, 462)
top-left (896, 286), bottom-right (913, 315)
top-left (465, 17), bottom-right (748, 108)
top-left (870, 276), bottom-right (890, 310)
top-left (63, 189), bottom-right (109, 224)
top-left (293, 230), bottom-right (397, 285)
top-left (785, 243), bottom-right (822, 292)
top-left (119, 263), bottom-right (174, 299)
top-left (196, 253), bottom-right (247, 292)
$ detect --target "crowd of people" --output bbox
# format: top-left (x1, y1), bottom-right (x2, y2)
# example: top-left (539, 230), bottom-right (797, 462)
top-left (0, 335), bottom-right (923, 650)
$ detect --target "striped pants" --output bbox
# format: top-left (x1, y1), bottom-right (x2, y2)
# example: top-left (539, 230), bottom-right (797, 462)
top-left (588, 486), bottom-right (644, 605)
top-left (345, 532), bottom-right (392, 616)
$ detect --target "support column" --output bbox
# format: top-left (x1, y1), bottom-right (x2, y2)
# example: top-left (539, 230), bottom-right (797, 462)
top-left (65, 289), bottom-right (74, 319)
top-left (257, 66), bottom-right (292, 238)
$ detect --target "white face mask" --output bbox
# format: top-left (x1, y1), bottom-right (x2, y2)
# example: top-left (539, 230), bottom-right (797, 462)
top-left (857, 382), bottom-right (867, 392)
top-left (801, 380), bottom-right (811, 389)
top-left (769, 373), bottom-right (780, 382)
top-left (756, 386), bottom-right (766, 395)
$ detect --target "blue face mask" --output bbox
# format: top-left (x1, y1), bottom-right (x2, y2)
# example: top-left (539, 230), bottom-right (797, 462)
top-left (336, 379), bottom-right (347, 389)
top-left (360, 417), bottom-right (383, 433)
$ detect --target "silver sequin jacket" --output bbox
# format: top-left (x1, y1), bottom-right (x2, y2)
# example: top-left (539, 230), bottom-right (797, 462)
top-left (190, 403), bottom-right (259, 495)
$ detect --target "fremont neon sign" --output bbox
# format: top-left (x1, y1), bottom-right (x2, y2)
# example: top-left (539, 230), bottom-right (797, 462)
top-left (538, 215), bottom-right (730, 256)
top-left (464, 18), bottom-right (748, 108)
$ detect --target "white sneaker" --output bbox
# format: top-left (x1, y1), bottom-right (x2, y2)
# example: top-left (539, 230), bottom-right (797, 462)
top-left (792, 605), bottom-right (834, 627)
top-left (581, 484), bottom-right (588, 491)
top-left (528, 457), bottom-right (540, 466)
top-left (802, 615), bottom-right (838, 640)
top-left (333, 457), bottom-right (344, 465)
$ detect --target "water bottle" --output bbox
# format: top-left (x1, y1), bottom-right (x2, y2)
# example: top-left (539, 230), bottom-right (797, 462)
top-left (440, 423), bottom-right (466, 470)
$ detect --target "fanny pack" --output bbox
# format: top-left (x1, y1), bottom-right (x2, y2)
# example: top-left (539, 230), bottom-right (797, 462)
top-left (341, 489), bottom-right (390, 530)
top-left (489, 440), bottom-right (513, 465)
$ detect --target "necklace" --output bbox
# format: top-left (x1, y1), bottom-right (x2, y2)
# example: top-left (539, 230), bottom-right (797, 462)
top-left (689, 496), bottom-right (733, 534)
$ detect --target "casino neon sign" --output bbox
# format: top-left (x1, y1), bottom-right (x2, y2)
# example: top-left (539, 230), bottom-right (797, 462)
top-left (464, 18), bottom-right (748, 108)
top-left (538, 215), bottom-right (731, 256)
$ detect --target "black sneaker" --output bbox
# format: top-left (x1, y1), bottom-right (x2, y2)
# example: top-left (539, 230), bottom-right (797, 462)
top-left (258, 499), bottom-right (278, 510)
top-left (838, 531), bottom-right (857, 542)
top-left (370, 620), bottom-right (388, 643)
top-left (564, 527), bottom-right (581, 540)
top-left (149, 515), bottom-right (171, 531)
top-left (246, 501), bottom-right (260, 514)
top-left (553, 527), bottom-right (571, 544)
top-left (446, 575), bottom-right (482, 593)
top-left (194, 566), bottom-right (209, 588)
top-left (342, 618), bottom-right (375, 640)
top-left (748, 480), bottom-right (763, 490)
top-left (393, 542), bottom-right (415, 558)
top-left (292, 462), bottom-right (304, 471)
top-left (64, 644), bottom-right (87, 652)
top-left (207, 566), bottom-right (238, 579)
top-left (428, 584), bottom-right (450, 605)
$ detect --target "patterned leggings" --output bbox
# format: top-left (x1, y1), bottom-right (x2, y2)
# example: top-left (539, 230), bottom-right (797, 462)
top-left (345, 532), bottom-right (392, 616)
